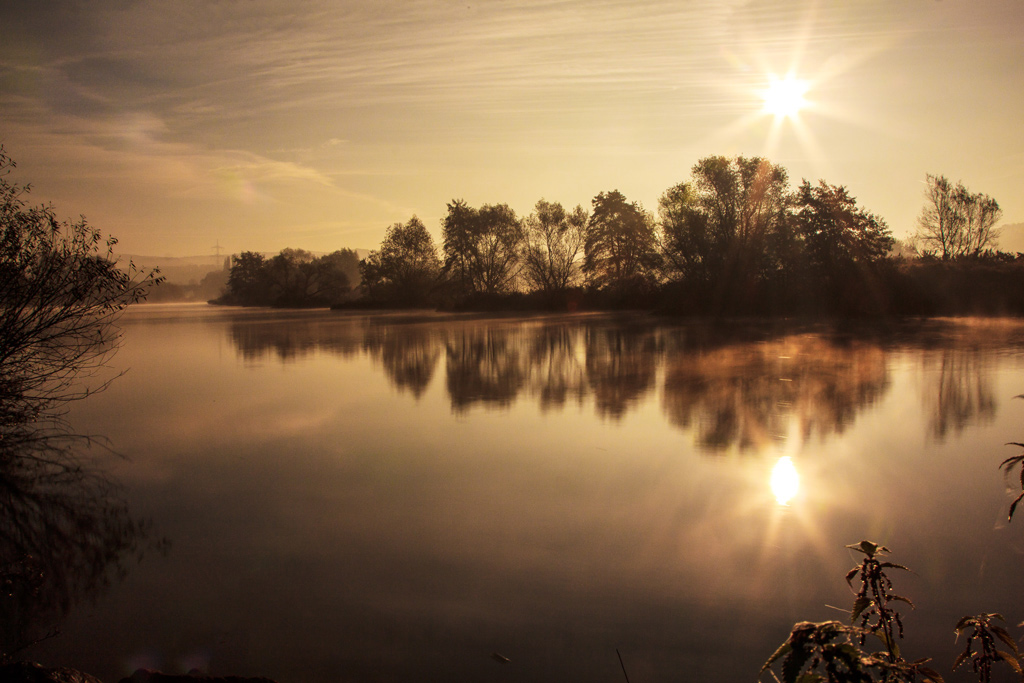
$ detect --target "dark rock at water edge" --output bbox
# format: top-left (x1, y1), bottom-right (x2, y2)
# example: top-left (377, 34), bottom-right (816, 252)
top-left (119, 671), bottom-right (278, 683)
top-left (120, 669), bottom-right (279, 683)
top-left (0, 661), bottom-right (103, 683)
top-left (0, 662), bottom-right (279, 683)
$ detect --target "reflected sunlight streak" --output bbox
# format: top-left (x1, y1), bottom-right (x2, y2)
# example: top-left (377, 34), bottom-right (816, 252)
top-left (770, 455), bottom-right (800, 506)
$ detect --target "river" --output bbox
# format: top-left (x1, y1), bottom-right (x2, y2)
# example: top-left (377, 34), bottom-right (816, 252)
top-left (21, 304), bottom-right (1024, 683)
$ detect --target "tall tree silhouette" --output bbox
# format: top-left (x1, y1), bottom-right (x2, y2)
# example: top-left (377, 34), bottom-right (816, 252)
top-left (360, 216), bottom-right (442, 306)
top-left (914, 174), bottom-right (1002, 259)
top-left (660, 156), bottom-right (791, 312)
top-left (792, 180), bottom-right (893, 313)
top-left (521, 199), bottom-right (587, 296)
top-left (442, 200), bottom-right (524, 296)
top-left (0, 147), bottom-right (159, 445)
top-left (583, 190), bottom-right (660, 296)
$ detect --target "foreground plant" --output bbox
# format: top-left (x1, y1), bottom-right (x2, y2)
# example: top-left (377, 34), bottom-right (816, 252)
top-left (1000, 440), bottom-right (1024, 521)
top-left (765, 399), bottom-right (1024, 683)
top-left (952, 614), bottom-right (1021, 683)
top-left (761, 541), bottom-right (941, 683)
top-left (845, 541), bottom-right (911, 664)
top-left (761, 541), bottom-right (1024, 683)
top-left (761, 620), bottom-right (882, 683)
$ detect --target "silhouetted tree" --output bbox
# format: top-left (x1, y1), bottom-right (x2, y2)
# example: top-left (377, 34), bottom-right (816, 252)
top-left (325, 248), bottom-right (361, 286)
top-left (268, 248), bottom-right (320, 305)
top-left (442, 200), bottom-right (524, 295)
top-left (659, 180), bottom-right (718, 299)
top-left (223, 248), bottom-right (352, 307)
top-left (659, 156), bottom-right (791, 312)
top-left (0, 147), bottom-right (156, 657)
top-left (0, 147), bottom-right (160, 443)
top-left (360, 216), bottom-right (442, 306)
top-left (914, 174), bottom-right (1002, 259)
top-left (225, 251), bottom-right (271, 304)
top-left (521, 199), bottom-right (587, 296)
top-left (792, 180), bottom-right (893, 313)
top-left (583, 190), bottom-right (660, 295)
top-left (312, 249), bottom-right (358, 303)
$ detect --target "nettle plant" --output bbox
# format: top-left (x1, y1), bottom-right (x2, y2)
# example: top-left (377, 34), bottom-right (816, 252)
top-left (761, 439), bottom-right (1024, 683)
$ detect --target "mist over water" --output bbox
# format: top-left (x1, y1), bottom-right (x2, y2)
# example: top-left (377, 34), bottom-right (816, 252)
top-left (26, 304), bottom-right (1024, 683)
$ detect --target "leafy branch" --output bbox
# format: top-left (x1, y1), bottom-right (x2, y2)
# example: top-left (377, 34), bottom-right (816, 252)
top-left (762, 541), bottom-right (941, 683)
top-left (845, 540), bottom-right (912, 663)
top-left (953, 614), bottom-right (1021, 683)
top-left (1000, 442), bottom-right (1024, 522)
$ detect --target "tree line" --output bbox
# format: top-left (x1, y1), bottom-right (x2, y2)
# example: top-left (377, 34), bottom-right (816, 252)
top-left (220, 155), bottom-right (1014, 316)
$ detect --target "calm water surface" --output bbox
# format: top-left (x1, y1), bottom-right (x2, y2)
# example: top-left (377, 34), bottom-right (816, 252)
top-left (26, 304), bottom-right (1024, 683)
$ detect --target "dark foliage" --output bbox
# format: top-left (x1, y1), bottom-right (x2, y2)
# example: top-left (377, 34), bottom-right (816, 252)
top-left (952, 614), bottom-right (1021, 683)
top-left (765, 533), bottom-right (1024, 683)
top-left (763, 542), bottom-right (943, 683)
top-left (584, 190), bottom-right (660, 296)
top-left (659, 156), bottom-right (791, 314)
top-left (844, 541), bottom-right (911, 662)
top-left (441, 200), bottom-right (524, 296)
top-left (522, 199), bottom-right (587, 295)
top-left (0, 147), bottom-right (160, 660)
top-left (359, 216), bottom-right (442, 307)
top-left (885, 255), bottom-right (1024, 316)
top-left (791, 181), bottom-right (895, 315)
top-left (226, 156), bottom-right (1016, 317)
top-left (0, 147), bottom-right (161, 453)
top-left (219, 248), bottom-right (358, 307)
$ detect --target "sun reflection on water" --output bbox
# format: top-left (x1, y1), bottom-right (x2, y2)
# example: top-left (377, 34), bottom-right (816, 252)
top-left (770, 455), bottom-right (800, 506)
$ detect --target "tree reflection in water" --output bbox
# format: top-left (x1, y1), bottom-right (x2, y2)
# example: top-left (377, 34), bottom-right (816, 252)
top-left (524, 324), bottom-right (586, 411)
top-left (445, 325), bottom-right (528, 411)
top-left (662, 335), bottom-right (889, 452)
top-left (230, 316), bottom-right (362, 363)
top-left (584, 326), bottom-right (660, 419)
top-left (227, 313), bottom-right (1014, 453)
top-left (0, 427), bottom-right (153, 659)
top-left (362, 325), bottom-right (441, 399)
top-left (921, 347), bottom-right (997, 439)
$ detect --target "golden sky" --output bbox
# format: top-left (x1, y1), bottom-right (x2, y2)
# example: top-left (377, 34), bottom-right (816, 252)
top-left (2, 0), bottom-right (1021, 257)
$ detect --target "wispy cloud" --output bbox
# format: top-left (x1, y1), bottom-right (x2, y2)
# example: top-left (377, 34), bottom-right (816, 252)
top-left (2, 0), bottom-right (1022, 253)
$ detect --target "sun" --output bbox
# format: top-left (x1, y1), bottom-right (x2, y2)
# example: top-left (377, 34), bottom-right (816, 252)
top-left (762, 75), bottom-right (810, 118)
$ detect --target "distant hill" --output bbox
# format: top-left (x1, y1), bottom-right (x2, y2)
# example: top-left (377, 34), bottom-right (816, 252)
top-left (119, 254), bottom-right (226, 285)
